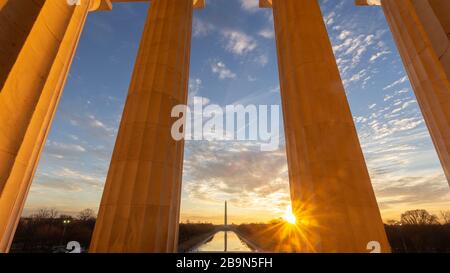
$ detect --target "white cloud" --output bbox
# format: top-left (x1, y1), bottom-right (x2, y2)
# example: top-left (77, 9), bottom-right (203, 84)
top-left (184, 142), bottom-right (290, 213)
top-left (369, 50), bottom-right (391, 62)
top-left (211, 61), bottom-right (236, 80)
top-left (222, 30), bottom-right (258, 55)
top-left (324, 11), bottom-right (336, 26)
top-left (383, 76), bottom-right (409, 90)
top-left (255, 53), bottom-right (268, 66)
top-left (338, 30), bottom-right (351, 40)
top-left (331, 27), bottom-right (388, 87)
top-left (87, 114), bottom-right (115, 137)
top-left (193, 17), bottom-right (215, 37)
top-left (239, 0), bottom-right (259, 12)
top-left (32, 166), bottom-right (104, 194)
top-left (344, 68), bottom-right (367, 85)
top-left (54, 167), bottom-right (103, 184)
top-left (46, 141), bottom-right (86, 153)
top-left (374, 173), bottom-right (449, 214)
top-left (258, 28), bottom-right (274, 39)
top-left (189, 78), bottom-right (202, 97)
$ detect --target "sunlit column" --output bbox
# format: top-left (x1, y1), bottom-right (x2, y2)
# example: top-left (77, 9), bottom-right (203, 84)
top-left (262, 0), bottom-right (390, 252)
top-left (90, 0), bottom-right (204, 253)
top-left (356, 0), bottom-right (450, 185)
top-left (0, 0), bottom-right (111, 253)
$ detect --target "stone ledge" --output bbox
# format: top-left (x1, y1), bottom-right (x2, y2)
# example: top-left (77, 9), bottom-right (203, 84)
top-left (259, 0), bottom-right (272, 8)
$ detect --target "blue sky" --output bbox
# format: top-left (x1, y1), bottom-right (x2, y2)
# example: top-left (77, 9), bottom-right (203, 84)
top-left (22, 0), bottom-right (450, 224)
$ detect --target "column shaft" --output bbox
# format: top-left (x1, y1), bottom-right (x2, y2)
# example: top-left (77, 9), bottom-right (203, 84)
top-left (90, 0), bottom-right (194, 253)
top-left (271, 0), bottom-right (390, 252)
top-left (428, 0), bottom-right (450, 79)
top-left (411, 0), bottom-right (450, 78)
top-left (0, 0), bottom-right (99, 252)
top-left (428, 0), bottom-right (450, 40)
top-left (381, 0), bottom-right (450, 184)
top-left (0, 0), bottom-right (45, 90)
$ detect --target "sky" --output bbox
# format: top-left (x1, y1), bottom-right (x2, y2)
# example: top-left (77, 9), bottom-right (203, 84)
top-left (22, 0), bottom-right (450, 224)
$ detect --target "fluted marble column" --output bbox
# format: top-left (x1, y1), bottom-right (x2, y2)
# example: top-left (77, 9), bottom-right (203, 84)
top-left (0, 0), bottom-right (45, 90)
top-left (428, 0), bottom-right (450, 40)
top-left (90, 0), bottom-right (203, 253)
top-left (0, 0), bottom-right (111, 253)
top-left (356, 0), bottom-right (450, 185)
top-left (262, 0), bottom-right (390, 252)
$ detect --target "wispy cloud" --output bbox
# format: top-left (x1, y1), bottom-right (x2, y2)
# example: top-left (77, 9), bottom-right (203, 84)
top-left (239, 0), bottom-right (259, 13)
top-left (258, 28), bottom-right (274, 39)
top-left (183, 141), bottom-right (290, 217)
top-left (65, 112), bottom-right (117, 141)
top-left (383, 76), bottom-right (409, 90)
top-left (211, 61), bottom-right (237, 80)
top-left (221, 29), bottom-right (258, 56)
top-left (193, 17), bottom-right (215, 37)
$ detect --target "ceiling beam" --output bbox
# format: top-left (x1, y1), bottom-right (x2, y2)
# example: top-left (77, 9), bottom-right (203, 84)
top-left (110, 0), bottom-right (205, 9)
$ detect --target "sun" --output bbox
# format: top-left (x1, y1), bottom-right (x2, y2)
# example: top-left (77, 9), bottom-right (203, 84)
top-left (283, 207), bottom-right (297, 225)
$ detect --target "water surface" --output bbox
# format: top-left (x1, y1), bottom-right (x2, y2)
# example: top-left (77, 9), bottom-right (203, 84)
top-left (195, 231), bottom-right (253, 252)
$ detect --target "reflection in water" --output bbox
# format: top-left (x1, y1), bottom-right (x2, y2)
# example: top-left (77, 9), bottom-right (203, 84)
top-left (196, 231), bottom-right (253, 252)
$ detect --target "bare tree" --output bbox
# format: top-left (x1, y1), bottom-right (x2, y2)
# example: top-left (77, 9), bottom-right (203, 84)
top-left (440, 211), bottom-right (450, 224)
top-left (77, 208), bottom-right (96, 221)
top-left (59, 214), bottom-right (73, 220)
top-left (401, 209), bottom-right (439, 225)
top-left (48, 208), bottom-right (59, 219)
top-left (32, 208), bottom-right (59, 220)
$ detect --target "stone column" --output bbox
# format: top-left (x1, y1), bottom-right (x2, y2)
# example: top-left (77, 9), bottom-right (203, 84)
top-left (0, 0), bottom-right (111, 253)
top-left (427, 0), bottom-right (450, 39)
top-left (428, 0), bottom-right (450, 78)
top-left (0, 0), bottom-right (45, 90)
top-left (90, 0), bottom-right (203, 253)
top-left (357, 1), bottom-right (450, 185)
top-left (382, 0), bottom-right (450, 184)
top-left (262, 0), bottom-right (390, 252)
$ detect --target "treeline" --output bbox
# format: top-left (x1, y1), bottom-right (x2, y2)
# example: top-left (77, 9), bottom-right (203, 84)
top-left (11, 208), bottom-right (96, 253)
top-left (178, 223), bottom-right (216, 245)
top-left (10, 208), bottom-right (450, 253)
top-left (386, 209), bottom-right (450, 252)
top-left (11, 208), bottom-right (216, 253)
top-left (178, 223), bottom-right (216, 253)
top-left (237, 209), bottom-right (450, 253)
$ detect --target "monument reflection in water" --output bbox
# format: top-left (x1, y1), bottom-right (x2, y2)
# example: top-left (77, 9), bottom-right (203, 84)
top-left (196, 231), bottom-right (253, 253)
